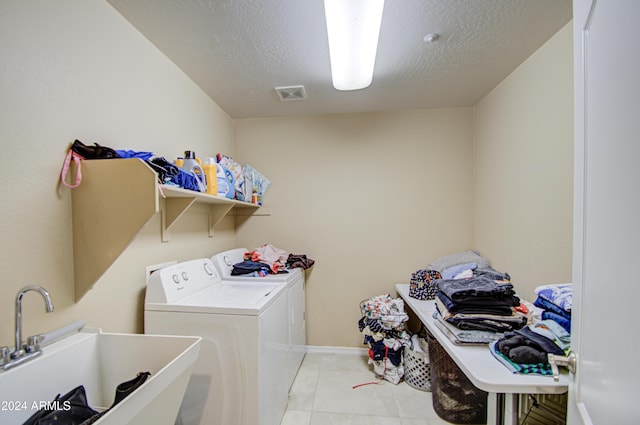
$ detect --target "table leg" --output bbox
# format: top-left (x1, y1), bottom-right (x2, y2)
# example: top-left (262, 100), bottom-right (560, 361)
top-left (503, 393), bottom-right (519, 425)
top-left (487, 392), bottom-right (501, 425)
top-left (487, 392), bottom-right (519, 425)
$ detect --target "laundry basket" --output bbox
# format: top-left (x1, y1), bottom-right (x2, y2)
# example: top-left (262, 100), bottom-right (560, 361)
top-left (358, 294), bottom-right (409, 385)
top-left (427, 331), bottom-right (487, 424)
top-left (403, 337), bottom-right (431, 391)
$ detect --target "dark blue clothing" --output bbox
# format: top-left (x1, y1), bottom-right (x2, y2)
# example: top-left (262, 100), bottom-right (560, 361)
top-left (541, 311), bottom-right (571, 333)
top-left (437, 276), bottom-right (516, 302)
top-left (436, 291), bottom-right (518, 316)
top-left (533, 296), bottom-right (571, 320)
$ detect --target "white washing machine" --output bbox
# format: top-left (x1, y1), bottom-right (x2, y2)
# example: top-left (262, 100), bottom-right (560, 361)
top-left (210, 248), bottom-right (306, 388)
top-left (144, 258), bottom-right (290, 425)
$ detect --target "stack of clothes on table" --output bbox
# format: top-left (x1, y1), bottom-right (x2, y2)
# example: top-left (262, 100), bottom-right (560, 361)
top-left (420, 250), bottom-right (528, 344)
top-left (490, 283), bottom-right (572, 375)
top-left (490, 319), bottom-right (570, 375)
top-left (533, 284), bottom-right (572, 333)
top-left (358, 294), bottom-right (411, 384)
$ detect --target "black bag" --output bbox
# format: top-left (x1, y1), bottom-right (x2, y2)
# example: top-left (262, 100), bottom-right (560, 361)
top-left (70, 140), bottom-right (121, 160)
top-left (22, 385), bottom-right (98, 425)
top-left (79, 372), bottom-right (151, 425)
top-left (61, 140), bottom-right (121, 188)
top-left (23, 372), bottom-right (151, 425)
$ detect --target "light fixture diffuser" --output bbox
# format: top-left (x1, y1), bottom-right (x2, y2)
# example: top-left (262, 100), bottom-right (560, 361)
top-left (324, 0), bottom-right (385, 91)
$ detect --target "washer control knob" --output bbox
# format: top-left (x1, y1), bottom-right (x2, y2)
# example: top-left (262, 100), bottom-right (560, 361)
top-left (204, 263), bottom-right (214, 275)
top-left (182, 271), bottom-right (189, 281)
top-left (172, 274), bottom-right (180, 284)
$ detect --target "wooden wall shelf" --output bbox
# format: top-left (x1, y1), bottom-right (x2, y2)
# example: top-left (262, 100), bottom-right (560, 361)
top-left (71, 158), bottom-right (268, 301)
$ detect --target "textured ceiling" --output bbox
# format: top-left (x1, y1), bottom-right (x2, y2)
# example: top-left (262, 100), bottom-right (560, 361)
top-left (107, 0), bottom-right (572, 119)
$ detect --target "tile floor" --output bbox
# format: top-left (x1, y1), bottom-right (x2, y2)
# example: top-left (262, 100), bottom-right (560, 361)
top-left (281, 352), bottom-right (452, 425)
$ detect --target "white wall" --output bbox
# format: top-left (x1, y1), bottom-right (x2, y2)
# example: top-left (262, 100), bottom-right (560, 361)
top-left (473, 22), bottom-right (574, 300)
top-left (235, 109), bottom-right (474, 347)
top-left (0, 0), bottom-right (236, 345)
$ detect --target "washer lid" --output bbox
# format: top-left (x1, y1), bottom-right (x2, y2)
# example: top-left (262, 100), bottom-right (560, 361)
top-left (146, 281), bottom-right (287, 315)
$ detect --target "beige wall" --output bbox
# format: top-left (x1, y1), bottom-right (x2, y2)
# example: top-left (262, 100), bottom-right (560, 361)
top-left (0, 2), bottom-right (574, 350)
top-left (234, 109), bottom-right (474, 347)
top-left (235, 23), bottom-right (574, 347)
top-left (0, 0), bottom-right (237, 346)
top-left (472, 22), bottom-right (574, 301)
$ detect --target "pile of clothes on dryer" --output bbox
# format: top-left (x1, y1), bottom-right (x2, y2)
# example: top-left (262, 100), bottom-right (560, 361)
top-left (231, 244), bottom-right (315, 276)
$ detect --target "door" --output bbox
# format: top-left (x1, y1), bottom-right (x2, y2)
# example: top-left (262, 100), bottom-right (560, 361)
top-left (570, 1), bottom-right (640, 424)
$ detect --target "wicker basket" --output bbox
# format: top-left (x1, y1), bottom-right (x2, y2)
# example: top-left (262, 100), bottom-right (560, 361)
top-left (403, 341), bottom-right (431, 391)
top-left (427, 331), bottom-right (488, 424)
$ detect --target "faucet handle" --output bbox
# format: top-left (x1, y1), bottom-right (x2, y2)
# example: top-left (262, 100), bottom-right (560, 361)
top-left (26, 335), bottom-right (42, 353)
top-left (0, 346), bottom-right (10, 365)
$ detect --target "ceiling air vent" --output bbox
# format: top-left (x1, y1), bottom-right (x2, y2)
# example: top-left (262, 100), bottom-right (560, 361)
top-left (275, 85), bottom-right (307, 101)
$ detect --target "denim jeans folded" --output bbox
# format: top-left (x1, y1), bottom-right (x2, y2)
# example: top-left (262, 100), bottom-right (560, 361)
top-left (437, 276), bottom-right (515, 301)
top-left (436, 291), bottom-right (518, 315)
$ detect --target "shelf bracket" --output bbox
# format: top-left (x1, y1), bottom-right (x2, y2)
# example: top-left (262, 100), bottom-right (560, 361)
top-left (161, 196), bottom-right (197, 242)
top-left (208, 204), bottom-right (235, 237)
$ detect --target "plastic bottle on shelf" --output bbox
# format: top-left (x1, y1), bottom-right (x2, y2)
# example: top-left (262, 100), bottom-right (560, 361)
top-left (181, 150), bottom-right (206, 192)
top-left (217, 164), bottom-right (235, 199)
top-left (202, 157), bottom-right (220, 196)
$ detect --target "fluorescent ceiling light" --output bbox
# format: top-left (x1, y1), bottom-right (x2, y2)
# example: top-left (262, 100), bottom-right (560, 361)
top-left (324, 0), bottom-right (385, 91)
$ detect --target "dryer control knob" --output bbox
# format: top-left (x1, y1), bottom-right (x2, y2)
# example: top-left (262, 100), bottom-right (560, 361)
top-left (204, 263), bottom-right (214, 276)
top-left (182, 272), bottom-right (189, 281)
top-left (172, 274), bottom-right (180, 284)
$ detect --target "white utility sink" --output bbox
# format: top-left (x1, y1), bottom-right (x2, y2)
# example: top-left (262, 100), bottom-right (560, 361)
top-left (0, 328), bottom-right (201, 424)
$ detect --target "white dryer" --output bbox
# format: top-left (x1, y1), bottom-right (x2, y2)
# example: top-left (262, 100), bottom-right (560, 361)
top-left (211, 248), bottom-right (306, 388)
top-left (144, 258), bottom-right (290, 425)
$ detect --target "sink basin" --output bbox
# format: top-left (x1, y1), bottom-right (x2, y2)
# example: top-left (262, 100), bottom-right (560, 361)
top-left (0, 328), bottom-right (201, 424)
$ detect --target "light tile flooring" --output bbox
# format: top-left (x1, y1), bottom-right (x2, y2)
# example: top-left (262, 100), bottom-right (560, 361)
top-left (281, 352), bottom-right (452, 425)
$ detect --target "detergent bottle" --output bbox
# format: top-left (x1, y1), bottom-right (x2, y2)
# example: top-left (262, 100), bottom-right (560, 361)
top-left (181, 150), bottom-right (206, 192)
top-left (217, 164), bottom-right (235, 199)
top-left (202, 157), bottom-right (220, 196)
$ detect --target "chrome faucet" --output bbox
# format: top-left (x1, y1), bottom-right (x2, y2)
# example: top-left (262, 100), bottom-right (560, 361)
top-left (13, 285), bottom-right (54, 359)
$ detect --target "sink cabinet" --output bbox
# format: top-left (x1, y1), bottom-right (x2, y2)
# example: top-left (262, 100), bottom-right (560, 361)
top-left (70, 158), bottom-right (267, 301)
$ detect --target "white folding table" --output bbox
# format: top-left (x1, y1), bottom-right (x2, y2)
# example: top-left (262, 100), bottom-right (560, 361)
top-left (395, 283), bottom-right (568, 425)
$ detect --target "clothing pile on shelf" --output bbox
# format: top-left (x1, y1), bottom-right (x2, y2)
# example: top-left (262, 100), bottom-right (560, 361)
top-left (414, 250), bottom-right (527, 344)
top-left (358, 294), bottom-right (411, 384)
top-left (231, 244), bottom-right (315, 276)
top-left (533, 283), bottom-right (572, 333)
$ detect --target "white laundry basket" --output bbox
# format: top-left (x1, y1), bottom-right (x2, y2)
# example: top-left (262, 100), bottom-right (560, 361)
top-left (403, 337), bottom-right (431, 391)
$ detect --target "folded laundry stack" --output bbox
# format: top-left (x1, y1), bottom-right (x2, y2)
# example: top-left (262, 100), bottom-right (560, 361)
top-left (490, 283), bottom-right (572, 375)
top-left (436, 276), bottom-right (526, 332)
top-left (490, 319), bottom-right (570, 375)
top-left (533, 284), bottom-right (572, 333)
top-left (358, 294), bottom-right (411, 384)
top-left (414, 250), bottom-right (527, 344)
